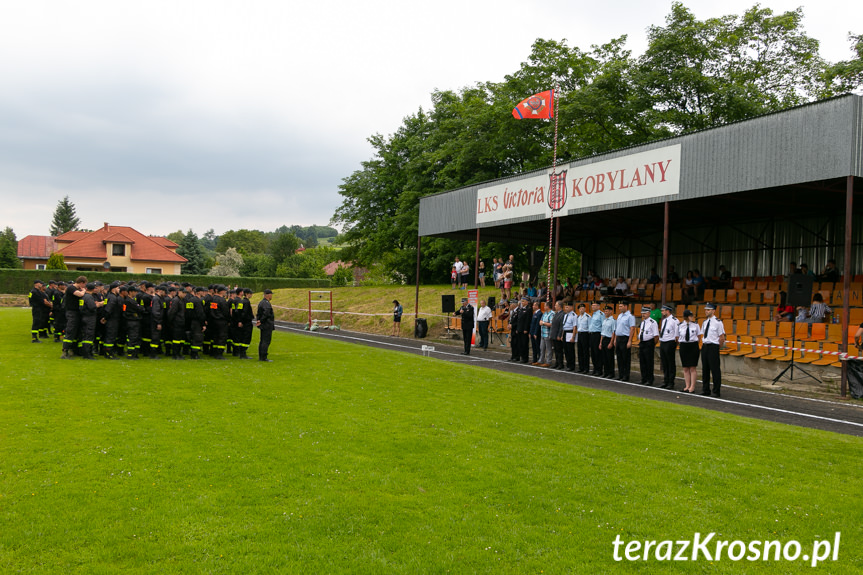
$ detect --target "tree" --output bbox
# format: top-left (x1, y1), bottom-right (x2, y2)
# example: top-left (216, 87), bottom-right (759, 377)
top-left (49, 196), bottom-right (81, 236)
top-left (207, 248), bottom-right (244, 277)
top-left (166, 230), bottom-right (185, 245)
top-left (269, 232), bottom-right (301, 264)
top-left (636, 3), bottom-right (825, 132)
top-left (46, 252), bottom-right (67, 270)
top-left (177, 229), bottom-right (207, 275)
top-left (216, 229), bottom-right (267, 255)
top-left (201, 229), bottom-right (218, 251)
top-left (825, 34), bottom-right (863, 94)
top-left (0, 227), bottom-right (20, 268)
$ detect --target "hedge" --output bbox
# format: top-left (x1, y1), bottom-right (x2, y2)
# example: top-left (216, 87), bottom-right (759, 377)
top-left (0, 269), bottom-right (330, 294)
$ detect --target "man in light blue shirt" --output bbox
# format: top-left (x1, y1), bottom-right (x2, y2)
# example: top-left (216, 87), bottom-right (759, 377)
top-left (576, 303), bottom-right (592, 373)
top-left (538, 304), bottom-right (555, 367)
top-left (614, 301), bottom-right (637, 382)
top-left (588, 302), bottom-right (604, 376)
top-left (562, 301), bottom-right (578, 371)
top-left (600, 305), bottom-right (616, 378)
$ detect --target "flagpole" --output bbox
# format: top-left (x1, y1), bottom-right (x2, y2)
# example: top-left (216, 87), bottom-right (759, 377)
top-left (546, 85), bottom-right (560, 305)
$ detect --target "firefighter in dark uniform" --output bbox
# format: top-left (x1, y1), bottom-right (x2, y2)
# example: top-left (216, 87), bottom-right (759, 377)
top-left (28, 279), bottom-right (52, 342)
top-left (79, 282), bottom-right (102, 359)
top-left (201, 285), bottom-right (215, 355)
top-left (209, 285), bottom-right (230, 360)
top-left (135, 282), bottom-right (153, 357)
top-left (101, 282), bottom-right (122, 359)
top-left (233, 288), bottom-right (254, 359)
top-left (187, 287), bottom-right (207, 359)
top-left (46, 280), bottom-right (59, 336)
top-left (166, 287), bottom-right (186, 359)
top-left (92, 282), bottom-right (106, 354)
top-left (256, 289), bottom-right (275, 362)
top-left (62, 276), bottom-right (87, 358)
top-left (52, 282), bottom-right (67, 343)
top-left (227, 288), bottom-right (242, 355)
top-left (149, 284), bottom-right (167, 357)
top-left (123, 285), bottom-right (144, 359)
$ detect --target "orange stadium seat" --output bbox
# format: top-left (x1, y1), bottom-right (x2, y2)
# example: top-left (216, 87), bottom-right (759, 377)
top-left (745, 337), bottom-right (770, 359)
top-left (729, 336), bottom-right (754, 357)
top-left (748, 320), bottom-right (762, 336)
top-left (803, 323), bottom-right (827, 343)
top-left (760, 339), bottom-right (789, 361)
top-left (763, 321), bottom-right (778, 338)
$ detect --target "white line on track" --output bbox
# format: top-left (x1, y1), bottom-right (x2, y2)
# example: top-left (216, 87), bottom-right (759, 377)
top-left (277, 323), bottom-right (863, 430)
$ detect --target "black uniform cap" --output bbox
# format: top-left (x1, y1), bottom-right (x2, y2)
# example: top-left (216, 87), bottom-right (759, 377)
top-left (194, 286), bottom-right (206, 293)
top-left (126, 285), bottom-right (138, 293)
top-left (34, 279), bottom-right (44, 285)
top-left (57, 281), bottom-right (67, 287)
top-left (118, 285), bottom-right (129, 292)
top-left (243, 288), bottom-right (252, 295)
top-left (167, 286), bottom-right (178, 294)
top-left (48, 279), bottom-right (57, 285)
top-left (85, 282), bottom-right (96, 290)
top-left (263, 289), bottom-right (273, 295)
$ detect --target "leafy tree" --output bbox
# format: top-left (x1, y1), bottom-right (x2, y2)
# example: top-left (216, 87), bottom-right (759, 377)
top-left (208, 248), bottom-right (244, 277)
top-left (331, 265), bottom-right (354, 287)
top-left (0, 227), bottom-right (20, 268)
top-left (177, 229), bottom-right (208, 275)
top-left (166, 230), bottom-right (185, 245)
top-left (824, 34), bottom-right (863, 94)
top-left (276, 246), bottom-right (339, 279)
top-left (636, 3), bottom-right (826, 132)
top-left (46, 252), bottom-right (67, 270)
top-left (49, 196), bottom-right (81, 236)
top-left (240, 253), bottom-right (277, 277)
top-left (201, 229), bottom-right (218, 251)
top-left (216, 229), bottom-right (267, 255)
top-left (269, 232), bottom-right (302, 264)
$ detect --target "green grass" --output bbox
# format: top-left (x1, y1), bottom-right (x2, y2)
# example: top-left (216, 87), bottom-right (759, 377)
top-left (1, 307), bottom-right (862, 573)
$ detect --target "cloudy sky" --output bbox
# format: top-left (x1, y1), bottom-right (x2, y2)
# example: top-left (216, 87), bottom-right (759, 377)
top-left (0, 0), bottom-right (859, 239)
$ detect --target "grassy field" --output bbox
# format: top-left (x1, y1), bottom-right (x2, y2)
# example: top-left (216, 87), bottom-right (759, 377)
top-left (1, 307), bottom-right (862, 573)
top-left (270, 284), bottom-right (510, 338)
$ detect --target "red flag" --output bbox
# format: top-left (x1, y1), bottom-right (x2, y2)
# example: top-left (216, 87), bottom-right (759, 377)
top-left (512, 89), bottom-right (554, 119)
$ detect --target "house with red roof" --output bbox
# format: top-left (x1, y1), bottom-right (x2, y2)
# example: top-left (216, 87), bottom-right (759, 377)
top-left (18, 223), bottom-right (187, 274)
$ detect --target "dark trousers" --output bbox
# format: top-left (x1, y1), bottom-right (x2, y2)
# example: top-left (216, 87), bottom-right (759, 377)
top-left (601, 336), bottom-right (615, 376)
top-left (104, 318), bottom-right (120, 355)
top-left (577, 335), bottom-right (590, 372)
top-left (258, 327), bottom-right (273, 359)
top-left (63, 311), bottom-right (80, 352)
top-left (531, 334), bottom-right (541, 362)
top-left (563, 332), bottom-right (575, 369)
top-left (79, 315), bottom-right (97, 357)
top-left (31, 309), bottom-right (45, 339)
top-left (189, 321), bottom-right (204, 356)
top-left (552, 338), bottom-right (565, 368)
top-left (701, 343), bottom-right (722, 394)
top-left (125, 320), bottom-right (141, 357)
top-left (615, 335), bottom-right (631, 380)
top-left (638, 340), bottom-right (656, 384)
top-left (659, 340), bottom-right (678, 385)
top-left (462, 328), bottom-right (473, 354)
top-left (477, 321), bottom-right (489, 349)
top-left (589, 332), bottom-right (602, 373)
top-left (211, 320), bottom-right (228, 356)
top-left (150, 320), bottom-right (163, 353)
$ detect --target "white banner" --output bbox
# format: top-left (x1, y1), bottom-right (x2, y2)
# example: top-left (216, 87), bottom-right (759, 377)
top-left (475, 144), bottom-right (681, 225)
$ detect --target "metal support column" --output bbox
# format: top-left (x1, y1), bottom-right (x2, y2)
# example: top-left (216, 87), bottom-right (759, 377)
top-left (661, 201), bottom-right (669, 307)
top-left (841, 176), bottom-right (854, 397)
top-left (475, 228), bottom-right (480, 289)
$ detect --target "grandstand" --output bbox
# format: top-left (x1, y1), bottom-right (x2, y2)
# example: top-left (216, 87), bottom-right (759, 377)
top-left (419, 95), bottom-right (863, 394)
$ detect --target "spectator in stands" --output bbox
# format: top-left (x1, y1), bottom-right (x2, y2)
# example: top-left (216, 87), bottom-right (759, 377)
top-left (585, 270), bottom-right (595, 286)
top-left (527, 283), bottom-right (537, 298)
top-left (692, 270), bottom-right (706, 300)
top-left (806, 293), bottom-right (832, 323)
top-left (855, 322), bottom-right (863, 351)
top-left (503, 264), bottom-right (514, 299)
top-left (818, 259), bottom-right (840, 283)
top-left (564, 283), bottom-right (576, 301)
top-left (647, 268), bottom-right (661, 285)
top-left (789, 261), bottom-right (799, 277)
top-left (800, 263), bottom-right (815, 277)
top-left (715, 265), bottom-right (732, 289)
top-left (614, 276), bottom-right (628, 295)
top-left (553, 279), bottom-right (564, 301)
top-left (478, 260), bottom-right (486, 287)
top-left (795, 306), bottom-right (809, 323)
top-left (682, 270), bottom-right (695, 301)
top-left (592, 276), bottom-right (604, 290)
top-left (667, 265), bottom-right (680, 283)
top-left (493, 258), bottom-right (502, 288)
top-left (537, 282), bottom-right (548, 301)
top-left (776, 292), bottom-right (795, 322)
top-left (460, 261), bottom-right (470, 289)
